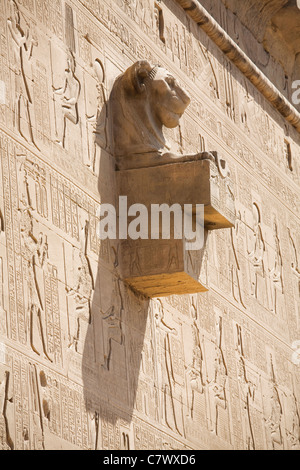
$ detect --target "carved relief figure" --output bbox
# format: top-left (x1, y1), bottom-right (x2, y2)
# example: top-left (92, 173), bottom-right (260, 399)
top-left (85, 58), bottom-right (108, 172)
top-left (101, 277), bottom-right (124, 371)
top-left (288, 228), bottom-right (300, 304)
top-left (129, 244), bottom-right (142, 276)
top-left (66, 221), bottom-right (94, 352)
top-left (263, 355), bottom-right (284, 450)
top-left (17, 158), bottom-right (31, 209)
top-left (39, 370), bottom-right (51, 435)
top-left (154, 300), bottom-right (185, 437)
top-left (239, 81), bottom-right (251, 134)
top-left (20, 206), bottom-right (52, 361)
top-left (207, 316), bottom-right (228, 437)
top-left (28, 363), bottom-right (45, 450)
top-left (53, 51), bottom-right (80, 148)
top-left (230, 211), bottom-right (246, 308)
top-left (247, 203), bottom-right (267, 305)
top-left (186, 296), bottom-right (205, 420)
top-left (7, 0), bottom-right (38, 148)
top-left (235, 324), bottom-right (256, 450)
top-left (88, 410), bottom-right (100, 450)
top-left (285, 390), bottom-right (300, 450)
top-left (139, 332), bottom-right (159, 421)
top-left (35, 173), bottom-right (48, 219)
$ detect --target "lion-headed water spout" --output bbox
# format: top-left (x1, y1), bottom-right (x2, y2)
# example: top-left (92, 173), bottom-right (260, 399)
top-left (110, 60), bottom-right (190, 167)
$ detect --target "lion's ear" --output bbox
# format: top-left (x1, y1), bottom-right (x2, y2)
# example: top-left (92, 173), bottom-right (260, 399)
top-left (124, 60), bottom-right (153, 94)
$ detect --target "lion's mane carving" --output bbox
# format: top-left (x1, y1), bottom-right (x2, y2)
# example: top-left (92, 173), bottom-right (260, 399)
top-left (110, 60), bottom-right (191, 166)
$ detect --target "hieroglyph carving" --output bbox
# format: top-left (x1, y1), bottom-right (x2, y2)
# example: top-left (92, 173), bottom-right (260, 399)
top-left (230, 211), bottom-right (246, 308)
top-left (235, 324), bottom-right (256, 450)
top-left (269, 220), bottom-right (284, 316)
top-left (247, 203), bottom-right (267, 305)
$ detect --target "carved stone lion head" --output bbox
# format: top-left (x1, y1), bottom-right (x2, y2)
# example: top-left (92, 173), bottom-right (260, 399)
top-left (110, 60), bottom-right (190, 164)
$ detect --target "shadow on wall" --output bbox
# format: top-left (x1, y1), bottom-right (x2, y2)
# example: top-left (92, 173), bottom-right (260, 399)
top-left (81, 77), bottom-right (151, 450)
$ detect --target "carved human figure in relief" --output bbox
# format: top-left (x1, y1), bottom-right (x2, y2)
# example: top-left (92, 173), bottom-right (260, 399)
top-left (19, 206), bottom-right (52, 362)
top-left (269, 219), bottom-right (284, 315)
top-left (154, 300), bottom-right (185, 437)
top-left (235, 324), bottom-right (256, 450)
top-left (186, 296), bottom-right (205, 420)
top-left (247, 203), bottom-right (267, 304)
top-left (207, 316), bottom-right (228, 437)
top-left (66, 221), bottom-right (94, 352)
top-left (53, 51), bottom-right (80, 148)
top-left (28, 363), bottom-right (45, 450)
top-left (7, 0), bottom-right (39, 149)
top-left (85, 59), bottom-right (108, 173)
top-left (264, 355), bottom-right (284, 450)
top-left (101, 277), bottom-right (124, 371)
top-left (230, 210), bottom-right (246, 308)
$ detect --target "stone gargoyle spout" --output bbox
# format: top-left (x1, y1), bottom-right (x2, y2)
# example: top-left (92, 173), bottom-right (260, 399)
top-left (113, 62), bottom-right (235, 297)
top-left (110, 60), bottom-right (229, 175)
top-left (110, 60), bottom-right (190, 168)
